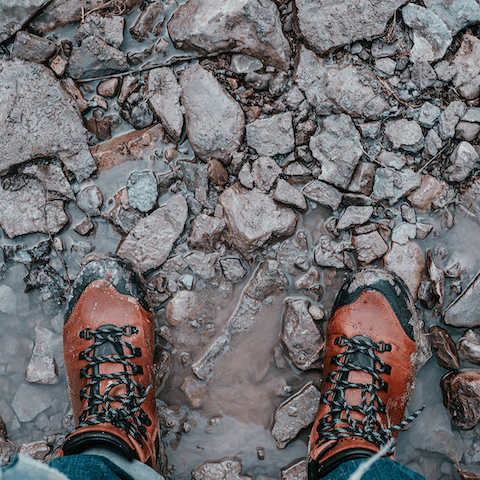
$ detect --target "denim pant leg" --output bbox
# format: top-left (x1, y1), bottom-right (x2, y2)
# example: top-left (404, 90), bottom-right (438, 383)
top-left (324, 458), bottom-right (426, 480)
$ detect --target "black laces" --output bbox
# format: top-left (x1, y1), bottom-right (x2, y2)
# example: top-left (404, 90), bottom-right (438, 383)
top-left (78, 324), bottom-right (151, 443)
top-left (316, 335), bottom-right (423, 455)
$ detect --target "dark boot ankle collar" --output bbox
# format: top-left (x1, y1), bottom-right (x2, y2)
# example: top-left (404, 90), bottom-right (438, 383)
top-left (62, 431), bottom-right (135, 461)
top-left (308, 448), bottom-right (376, 479)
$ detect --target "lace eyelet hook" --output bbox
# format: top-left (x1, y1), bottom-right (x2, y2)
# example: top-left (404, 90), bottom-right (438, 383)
top-left (334, 335), bottom-right (348, 347)
top-left (79, 328), bottom-right (91, 340)
top-left (377, 341), bottom-right (392, 353)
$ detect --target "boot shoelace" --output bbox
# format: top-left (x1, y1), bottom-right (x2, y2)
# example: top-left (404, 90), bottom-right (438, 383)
top-left (316, 335), bottom-right (424, 455)
top-left (78, 325), bottom-right (151, 444)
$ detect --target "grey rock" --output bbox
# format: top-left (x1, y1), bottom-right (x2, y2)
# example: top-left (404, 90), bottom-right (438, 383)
top-left (281, 299), bottom-right (324, 371)
top-left (25, 326), bottom-right (61, 385)
top-left (22, 161), bottom-right (74, 199)
top-left (0, 286), bottom-right (15, 314)
top-left (117, 194), bottom-right (188, 273)
top-left (231, 54), bottom-right (263, 74)
top-left (444, 141), bottom-right (479, 183)
top-left (219, 184), bottom-right (298, 259)
top-left (293, 0), bottom-right (407, 55)
top-left (281, 459), bottom-right (307, 480)
top-left (382, 241), bottom-right (425, 301)
top-left (12, 383), bottom-right (53, 422)
top-left (120, 95), bottom-right (154, 130)
top-left (391, 222), bottom-right (417, 245)
top-left (294, 45), bottom-right (389, 120)
top-left (74, 13), bottom-right (125, 48)
top-left (401, 204), bottom-right (416, 223)
top-left (188, 214), bottom-right (226, 251)
top-left (416, 222), bottom-right (434, 240)
top-left (411, 61), bottom-right (437, 89)
top-left (376, 150), bottom-right (406, 170)
top-left (283, 161), bottom-right (312, 178)
top-left (357, 122), bottom-right (380, 139)
top-left (271, 382), bottom-right (321, 448)
top-left (220, 258), bottom-right (247, 283)
top-left (107, 189), bottom-right (144, 235)
top-left (185, 252), bottom-right (218, 280)
top-left (310, 114), bottom-right (362, 188)
top-left (313, 235), bottom-right (351, 269)
top-left (168, 0), bottom-right (291, 70)
top-left (353, 231), bottom-right (388, 265)
top-left (180, 65), bottom-right (244, 164)
top-left (76, 185), bottom-right (103, 216)
top-left (130, 1), bottom-right (164, 42)
top-left (245, 71), bottom-right (272, 91)
top-left (246, 112), bottom-right (294, 157)
top-left (439, 101), bottom-right (467, 140)
top-left (418, 102), bottom-right (441, 128)
top-left (384, 119), bottom-right (424, 152)
top-left (372, 167), bottom-right (421, 205)
top-left (441, 370), bottom-right (480, 429)
top-left (402, 4), bottom-right (452, 63)
top-left (269, 72), bottom-right (288, 96)
top-left (0, 60), bottom-right (96, 181)
top-left (285, 86), bottom-right (306, 110)
top-left (68, 35), bottom-right (127, 80)
top-left (458, 329), bottom-right (480, 365)
top-left (424, 0), bottom-right (480, 36)
top-left (347, 162), bottom-right (376, 196)
top-left (0, 0), bottom-right (51, 44)
top-left (0, 177), bottom-right (67, 238)
top-left (375, 58), bottom-right (396, 76)
top-left (337, 206), bottom-right (373, 231)
top-left (435, 60), bottom-right (457, 81)
top-left (127, 171), bottom-right (157, 212)
top-left (452, 33), bottom-right (480, 100)
top-left (274, 179), bottom-right (307, 211)
top-left (456, 121), bottom-right (480, 142)
top-left (97, 78), bottom-right (120, 97)
top-left (166, 291), bottom-right (201, 326)
top-left (444, 272), bottom-right (480, 328)
top-left (192, 458), bottom-right (252, 480)
top-left (302, 180), bottom-right (342, 210)
top-left (181, 375), bottom-right (208, 409)
top-left (251, 156), bottom-right (281, 192)
top-left (146, 68), bottom-right (183, 142)
top-left (244, 259), bottom-right (289, 301)
top-left (424, 129), bottom-right (443, 157)
top-left (429, 325), bottom-right (460, 370)
top-left (463, 107), bottom-right (480, 123)
top-left (12, 31), bottom-right (57, 63)
top-left (238, 162), bottom-right (254, 189)
top-left (371, 25), bottom-right (412, 59)
top-left (29, 0), bottom-right (141, 34)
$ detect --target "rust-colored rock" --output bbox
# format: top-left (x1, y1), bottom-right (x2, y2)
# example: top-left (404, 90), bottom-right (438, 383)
top-left (429, 325), bottom-right (460, 370)
top-left (441, 369), bottom-right (480, 429)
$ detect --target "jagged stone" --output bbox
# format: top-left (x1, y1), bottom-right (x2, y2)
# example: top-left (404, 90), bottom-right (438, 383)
top-left (220, 184), bottom-right (298, 259)
top-left (188, 214), bottom-right (226, 251)
top-left (444, 272), bottom-right (480, 328)
top-left (74, 13), bottom-right (124, 48)
top-left (444, 141), bottom-right (479, 183)
top-left (76, 185), bottom-right (103, 216)
top-left (337, 206), bottom-right (373, 231)
top-left (274, 179), bottom-right (307, 211)
top-left (246, 113), bottom-right (294, 157)
top-left (353, 231), bottom-right (388, 265)
top-left (294, 45), bottom-right (389, 120)
top-left (424, 0), bottom-right (480, 36)
top-left (302, 180), bottom-right (342, 211)
top-left (168, 0), bottom-right (291, 70)
top-left (384, 119), bottom-right (424, 152)
top-left (0, 60), bottom-right (96, 181)
top-left (192, 458), bottom-right (252, 480)
top-left (180, 65), bottom-right (244, 164)
top-left (372, 168), bottom-right (421, 205)
top-left (126, 171), bottom-right (157, 213)
top-left (430, 325), bottom-right (460, 370)
top-left (439, 101), bottom-right (467, 140)
top-left (251, 156), bottom-right (282, 192)
top-left (130, 1), bottom-right (164, 42)
top-left (117, 194), bottom-right (188, 273)
top-left (12, 31), bottom-right (57, 63)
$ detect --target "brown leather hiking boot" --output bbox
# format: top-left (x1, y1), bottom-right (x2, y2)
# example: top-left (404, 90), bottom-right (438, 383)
top-left (61, 255), bottom-right (160, 471)
top-left (308, 266), bottom-right (423, 479)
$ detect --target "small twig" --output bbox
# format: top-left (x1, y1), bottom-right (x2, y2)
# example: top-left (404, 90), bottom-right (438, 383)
top-left (376, 76), bottom-right (421, 108)
top-left (418, 142), bottom-right (450, 173)
top-left (361, 146), bottom-right (383, 167)
top-left (76, 48), bottom-right (242, 82)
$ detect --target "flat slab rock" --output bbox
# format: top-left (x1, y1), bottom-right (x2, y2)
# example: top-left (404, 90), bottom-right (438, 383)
top-left (192, 458), bottom-right (252, 480)
top-left (444, 271), bottom-right (480, 328)
top-left (117, 194), bottom-right (187, 273)
top-left (294, 45), bottom-right (389, 120)
top-left (0, 60), bottom-right (96, 181)
top-left (180, 65), bottom-right (244, 164)
top-left (271, 382), bottom-right (321, 449)
top-left (293, 0), bottom-right (407, 55)
top-left (0, 0), bottom-right (51, 44)
top-left (441, 370), bottom-right (480, 429)
top-left (0, 177), bottom-right (68, 238)
top-left (220, 183), bottom-right (299, 259)
top-left (281, 459), bottom-right (307, 480)
top-left (167, 0), bottom-right (291, 70)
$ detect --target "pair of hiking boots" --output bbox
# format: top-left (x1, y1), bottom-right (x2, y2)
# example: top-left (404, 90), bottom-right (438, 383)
top-left (60, 256), bottom-right (422, 478)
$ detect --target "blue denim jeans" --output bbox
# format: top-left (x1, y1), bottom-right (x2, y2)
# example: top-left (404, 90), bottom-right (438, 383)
top-left (1, 453), bottom-right (426, 480)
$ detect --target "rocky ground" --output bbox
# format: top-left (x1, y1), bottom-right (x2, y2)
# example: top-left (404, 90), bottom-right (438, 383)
top-left (2, 0), bottom-right (480, 479)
